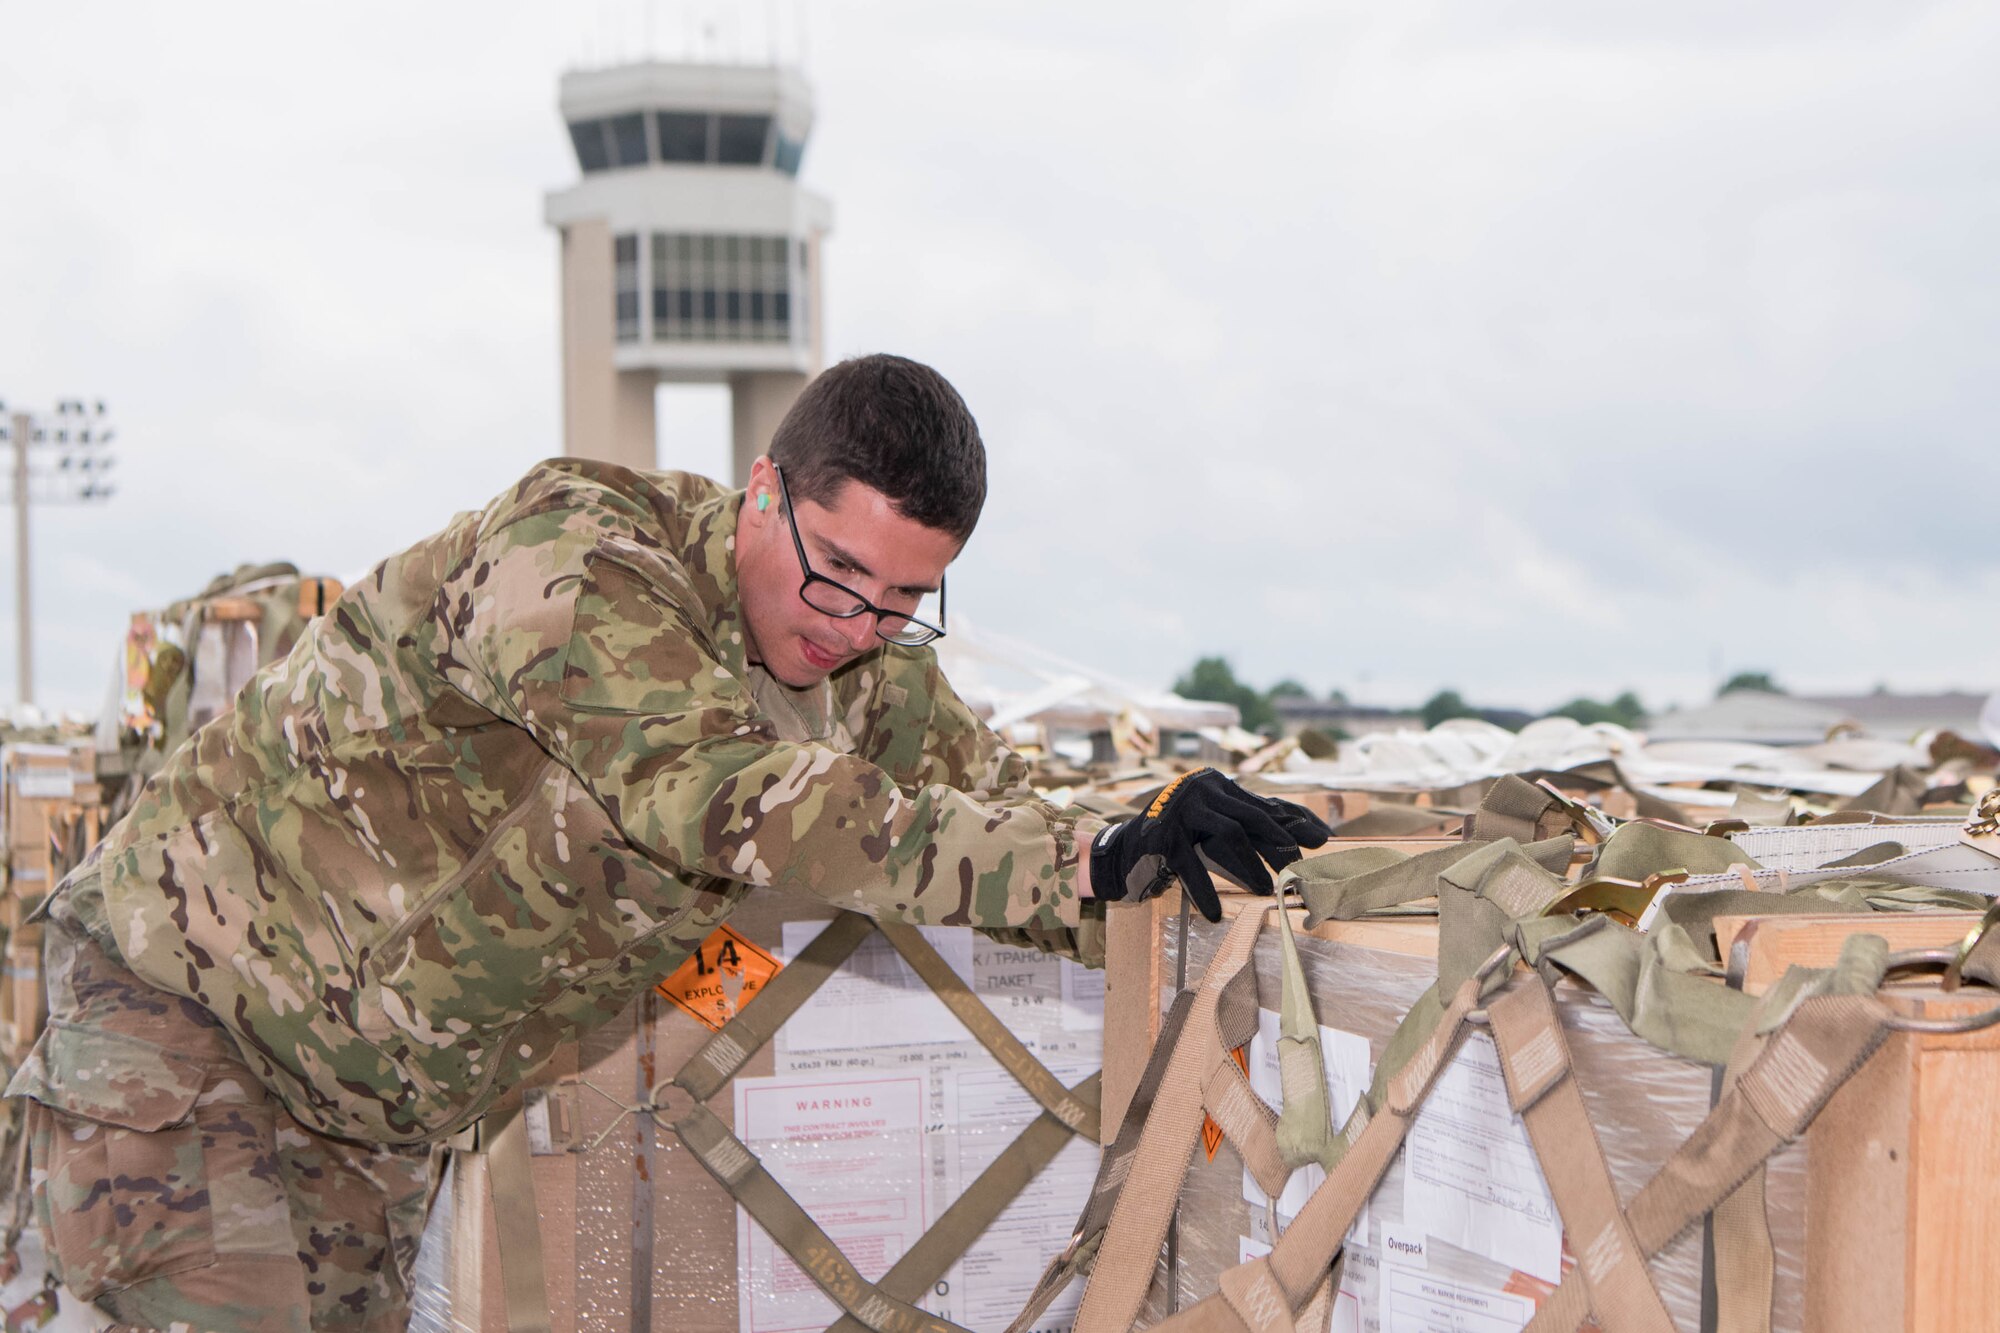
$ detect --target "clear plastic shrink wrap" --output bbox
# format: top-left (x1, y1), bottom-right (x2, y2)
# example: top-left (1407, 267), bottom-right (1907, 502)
top-left (1146, 918), bottom-right (1806, 1333)
top-left (409, 891), bottom-right (1105, 1332)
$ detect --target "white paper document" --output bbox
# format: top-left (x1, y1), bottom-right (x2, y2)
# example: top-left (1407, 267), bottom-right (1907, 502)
top-left (12, 768), bottom-right (75, 799)
top-left (734, 1073), bottom-right (929, 1333)
top-left (777, 921), bottom-right (977, 1052)
top-left (1240, 1008), bottom-right (1374, 1229)
top-left (1059, 958), bottom-right (1105, 1029)
top-left (1382, 1267), bottom-right (1532, 1333)
top-left (937, 1063), bottom-right (1098, 1331)
top-left (1402, 1031), bottom-right (1561, 1284)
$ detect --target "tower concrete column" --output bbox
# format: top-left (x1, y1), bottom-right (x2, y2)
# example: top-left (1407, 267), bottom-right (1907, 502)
top-left (558, 218), bottom-right (659, 471)
top-left (728, 370), bottom-right (807, 486)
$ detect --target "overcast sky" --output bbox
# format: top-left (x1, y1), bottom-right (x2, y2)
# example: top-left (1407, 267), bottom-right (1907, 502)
top-left (4, 1), bottom-right (1996, 719)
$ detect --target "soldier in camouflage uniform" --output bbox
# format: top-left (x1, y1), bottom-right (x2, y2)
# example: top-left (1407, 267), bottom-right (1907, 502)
top-left (7, 355), bottom-right (1326, 1330)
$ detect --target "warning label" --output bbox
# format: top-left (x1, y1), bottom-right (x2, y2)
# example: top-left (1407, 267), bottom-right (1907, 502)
top-left (1202, 1045), bottom-right (1252, 1160)
top-left (656, 924), bottom-right (783, 1030)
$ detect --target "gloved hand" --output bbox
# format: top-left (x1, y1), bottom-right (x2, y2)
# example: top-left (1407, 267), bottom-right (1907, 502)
top-left (1090, 768), bottom-right (1333, 923)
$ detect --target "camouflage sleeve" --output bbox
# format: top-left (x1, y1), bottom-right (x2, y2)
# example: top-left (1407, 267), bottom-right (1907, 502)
top-left (456, 528), bottom-right (1098, 935)
top-left (881, 655), bottom-right (1108, 967)
top-left (893, 654), bottom-right (1036, 801)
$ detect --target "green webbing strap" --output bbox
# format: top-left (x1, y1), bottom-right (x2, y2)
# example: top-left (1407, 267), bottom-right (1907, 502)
top-left (485, 1102), bottom-right (553, 1333)
top-left (1651, 888), bottom-right (1868, 963)
top-left (1435, 839), bottom-right (1570, 992)
top-left (1328, 803), bottom-right (1465, 837)
top-left (1838, 765), bottom-right (1927, 815)
top-left (1465, 774), bottom-right (1565, 844)
top-left (1290, 834), bottom-right (1573, 926)
top-left (1273, 894), bottom-right (1337, 1172)
top-left (827, 1073), bottom-right (1103, 1333)
top-left (1587, 820), bottom-right (1757, 881)
top-left (674, 1102), bottom-right (968, 1333)
top-left (879, 924), bottom-right (1100, 1140)
top-left (1516, 914), bottom-right (1757, 1067)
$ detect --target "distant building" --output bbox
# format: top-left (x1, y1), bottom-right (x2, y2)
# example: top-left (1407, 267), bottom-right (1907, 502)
top-left (1271, 697), bottom-right (1536, 738)
top-left (1796, 690), bottom-right (1988, 740)
top-left (545, 60), bottom-right (832, 483)
top-left (1272, 698), bottom-right (1416, 738)
top-left (1644, 688), bottom-right (1989, 745)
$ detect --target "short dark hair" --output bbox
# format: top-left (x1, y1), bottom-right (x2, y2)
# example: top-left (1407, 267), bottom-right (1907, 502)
top-left (768, 354), bottom-right (987, 543)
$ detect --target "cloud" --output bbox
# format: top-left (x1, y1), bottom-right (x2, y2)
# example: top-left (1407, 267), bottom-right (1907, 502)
top-left (3, 0), bottom-right (1995, 719)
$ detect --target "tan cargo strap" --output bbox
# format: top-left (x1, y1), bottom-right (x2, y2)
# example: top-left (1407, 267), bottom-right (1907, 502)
top-left (1003, 954), bottom-right (1275, 1333)
top-left (1709, 1015), bottom-right (1778, 1333)
top-left (1005, 989), bottom-right (1200, 1333)
top-left (826, 1072), bottom-right (1104, 1333)
top-left (564, 908), bottom-right (1099, 1333)
top-left (1487, 978), bottom-right (1675, 1333)
top-left (879, 924), bottom-right (1100, 1139)
top-left (1149, 972), bottom-right (1487, 1333)
top-left (1211, 965), bottom-right (1291, 1199)
top-left (484, 1102), bottom-right (553, 1333)
top-left (672, 1099), bottom-right (965, 1333)
top-left (1072, 903), bottom-right (1277, 1333)
top-left (1523, 989), bottom-right (1896, 1332)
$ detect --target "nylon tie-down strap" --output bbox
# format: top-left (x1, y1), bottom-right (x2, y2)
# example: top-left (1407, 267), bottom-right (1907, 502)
top-left (1523, 989), bottom-right (1893, 1331)
top-left (1103, 903), bottom-right (1906, 1333)
top-left (479, 909), bottom-right (1105, 1333)
top-left (580, 909), bottom-right (1106, 1333)
top-left (1149, 974), bottom-right (1487, 1333)
top-left (1067, 903), bottom-right (1284, 1333)
top-left (1005, 990), bottom-right (1200, 1333)
top-left (1007, 905), bottom-right (1307, 1333)
top-left (1486, 978), bottom-right (1675, 1333)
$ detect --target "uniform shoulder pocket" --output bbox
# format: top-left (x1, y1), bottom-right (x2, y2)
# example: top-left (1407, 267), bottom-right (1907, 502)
top-left (563, 541), bottom-right (726, 715)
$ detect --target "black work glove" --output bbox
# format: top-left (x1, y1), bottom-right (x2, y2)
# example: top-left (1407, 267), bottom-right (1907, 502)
top-left (1090, 768), bottom-right (1333, 923)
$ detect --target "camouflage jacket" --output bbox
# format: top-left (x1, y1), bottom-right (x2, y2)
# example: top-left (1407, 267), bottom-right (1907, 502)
top-left (89, 460), bottom-right (1104, 1144)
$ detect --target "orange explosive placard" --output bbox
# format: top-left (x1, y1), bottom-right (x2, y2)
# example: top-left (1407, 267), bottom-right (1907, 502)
top-left (655, 923), bottom-right (784, 1030)
top-left (1201, 1045), bottom-right (1252, 1160)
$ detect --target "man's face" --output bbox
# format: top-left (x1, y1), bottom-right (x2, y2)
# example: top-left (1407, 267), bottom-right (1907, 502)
top-left (735, 457), bottom-right (961, 689)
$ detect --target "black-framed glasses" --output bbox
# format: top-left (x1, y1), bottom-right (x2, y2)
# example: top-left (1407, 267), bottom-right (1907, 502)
top-left (772, 463), bottom-right (948, 647)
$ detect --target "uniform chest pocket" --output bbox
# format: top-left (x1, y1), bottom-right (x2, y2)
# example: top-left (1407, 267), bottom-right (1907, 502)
top-left (359, 764), bottom-right (682, 1057)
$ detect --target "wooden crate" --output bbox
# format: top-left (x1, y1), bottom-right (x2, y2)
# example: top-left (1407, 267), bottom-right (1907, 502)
top-left (1101, 892), bottom-right (2000, 1333)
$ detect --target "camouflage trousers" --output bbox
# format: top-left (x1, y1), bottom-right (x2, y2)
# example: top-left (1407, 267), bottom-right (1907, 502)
top-left (12, 860), bottom-right (438, 1332)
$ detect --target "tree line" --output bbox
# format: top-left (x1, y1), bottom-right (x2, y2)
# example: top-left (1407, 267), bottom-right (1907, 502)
top-left (1173, 658), bottom-right (1786, 739)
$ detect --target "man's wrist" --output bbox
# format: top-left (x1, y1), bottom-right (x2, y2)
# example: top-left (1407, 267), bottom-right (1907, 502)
top-left (1077, 821), bottom-right (1111, 900)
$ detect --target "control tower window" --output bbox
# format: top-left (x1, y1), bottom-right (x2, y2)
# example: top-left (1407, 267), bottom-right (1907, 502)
top-left (716, 114), bottom-right (771, 166)
top-left (656, 111), bottom-right (708, 163)
top-left (773, 132), bottom-right (806, 177)
top-left (649, 231), bottom-right (795, 345)
top-left (610, 113), bottom-right (649, 168)
top-left (614, 234), bottom-right (640, 343)
top-left (569, 119), bottom-right (611, 173)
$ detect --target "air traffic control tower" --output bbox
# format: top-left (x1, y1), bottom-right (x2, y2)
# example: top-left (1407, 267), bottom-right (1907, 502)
top-left (545, 61), bottom-right (831, 483)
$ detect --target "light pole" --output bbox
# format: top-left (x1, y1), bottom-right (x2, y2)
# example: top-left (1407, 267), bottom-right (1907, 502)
top-left (0, 399), bottom-right (118, 710)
